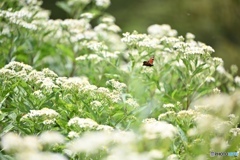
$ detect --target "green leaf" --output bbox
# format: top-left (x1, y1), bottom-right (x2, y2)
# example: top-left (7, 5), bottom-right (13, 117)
top-left (56, 2), bottom-right (72, 15)
top-left (0, 123), bottom-right (14, 137)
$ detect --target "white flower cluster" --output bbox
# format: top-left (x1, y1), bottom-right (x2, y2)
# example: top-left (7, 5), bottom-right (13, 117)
top-left (0, 8), bottom-right (37, 30)
top-left (177, 109), bottom-right (199, 119)
top-left (76, 50), bottom-right (119, 64)
top-left (125, 98), bottom-right (139, 108)
top-left (158, 111), bottom-right (176, 120)
top-left (191, 114), bottom-right (232, 135)
top-left (193, 94), bottom-right (235, 117)
top-left (106, 79), bottom-right (127, 91)
top-left (142, 118), bottom-right (178, 139)
top-left (122, 24), bottom-right (215, 57)
top-left (90, 100), bottom-right (102, 108)
top-left (0, 61), bottom-right (60, 92)
top-left (21, 108), bottom-right (59, 125)
top-left (230, 128), bottom-right (240, 136)
top-left (1, 132), bottom-right (66, 160)
top-left (56, 77), bottom-right (90, 90)
top-left (95, 0), bottom-right (111, 8)
top-left (68, 117), bottom-right (114, 133)
top-left (147, 24), bottom-right (177, 37)
top-left (68, 117), bottom-right (99, 129)
top-left (163, 103), bottom-right (175, 108)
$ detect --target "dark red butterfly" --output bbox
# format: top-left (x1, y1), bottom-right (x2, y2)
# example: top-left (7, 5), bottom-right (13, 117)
top-left (143, 56), bottom-right (154, 67)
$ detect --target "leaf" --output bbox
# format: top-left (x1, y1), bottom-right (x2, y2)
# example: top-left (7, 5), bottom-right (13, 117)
top-left (0, 123), bottom-right (14, 137)
top-left (57, 44), bottom-right (74, 60)
top-left (56, 2), bottom-right (72, 15)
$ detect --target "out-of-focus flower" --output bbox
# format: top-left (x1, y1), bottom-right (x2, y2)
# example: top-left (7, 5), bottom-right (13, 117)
top-left (66, 131), bottom-right (111, 154)
top-left (142, 118), bottom-right (178, 139)
top-left (230, 128), bottom-right (240, 136)
top-left (147, 24), bottom-right (177, 37)
top-left (95, 0), bottom-right (111, 8)
top-left (16, 152), bottom-right (67, 160)
top-left (125, 98), bottom-right (139, 108)
top-left (1, 133), bottom-right (40, 153)
top-left (39, 131), bottom-right (65, 146)
top-left (96, 125), bottom-right (114, 132)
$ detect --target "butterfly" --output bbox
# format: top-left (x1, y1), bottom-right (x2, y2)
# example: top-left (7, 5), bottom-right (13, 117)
top-left (143, 56), bottom-right (154, 67)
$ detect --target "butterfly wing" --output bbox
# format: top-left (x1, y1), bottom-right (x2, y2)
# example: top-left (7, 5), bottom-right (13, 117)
top-left (143, 57), bottom-right (154, 66)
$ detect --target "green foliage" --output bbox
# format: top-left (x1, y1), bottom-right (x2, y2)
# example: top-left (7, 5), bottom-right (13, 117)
top-left (0, 0), bottom-right (240, 160)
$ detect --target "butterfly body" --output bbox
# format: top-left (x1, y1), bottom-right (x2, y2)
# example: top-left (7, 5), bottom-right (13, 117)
top-left (143, 56), bottom-right (154, 67)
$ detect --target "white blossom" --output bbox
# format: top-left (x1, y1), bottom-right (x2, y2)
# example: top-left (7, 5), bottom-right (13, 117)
top-left (66, 131), bottom-right (111, 154)
top-left (106, 79), bottom-right (127, 91)
top-left (68, 117), bottom-right (98, 129)
top-left (68, 131), bottom-right (79, 139)
top-left (95, 0), bottom-right (111, 8)
top-left (21, 108), bottom-right (59, 121)
top-left (39, 131), bottom-right (65, 145)
top-left (142, 119), bottom-right (178, 139)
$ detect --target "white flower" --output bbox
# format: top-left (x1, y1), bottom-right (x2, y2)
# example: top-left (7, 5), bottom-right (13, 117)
top-left (212, 88), bottom-right (221, 94)
top-left (186, 32), bottom-right (195, 40)
top-left (234, 76), bottom-right (240, 86)
top-left (0, 69), bottom-right (16, 78)
top-left (80, 12), bottom-right (94, 19)
top-left (185, 45), bottom-right (204, 55)
top-left (141, 67), bottom-right (154, 74)
top-left (96, 125), bottom-right (114, 132)
top-left (56, 77), bottom-right (90, 90)
top-left (216, 65), bottom-right (226, 74)
top-left (158, 111), bottom-right (176, 120)
top-left (100, 51), bottom-right (118, 59)
top-left (66, 131), bottom-right (112, 153)
top-left (213, 57), bottom-right (223, 65)
top-left (125, 98), bottom-right (139, 108)
top-left (167, 154), bottom-right (179, 160)
top-left (95, 0), bottom-right (111, 8)
top-left (1, 132), bottom-right (24, 152)
top-left (205, 76), bottom-right (215, 83)
top-left (230, 128), bottom-right (240, 136)
top-left (42, 68), bottom-right (58, 78)
top-left (43, 119), bottom-right (56, 125)
top-left (90, 100), bottom-right (102, 108)
top-left (177, 109), bottom-right (198, 118)
top-left (193, 94), bottom-right (234, 117)
top-left (68, 131), bottom-right (79, 139)
top-left (21, 108), bottom-right (59, 121)
top-left (33, 90), bottom-right (45, 99)
top-left (142, 119), bottom-right (178, 139)
top-left (39, 131), bottom-right (65, 145)
top-left (4, 61), bottom-right (33, 72)
top-left (112, 131), bottom-right (136, 144)
top-left (106, 79), bottom-right (127, 91)
top-left (148, 150), bottom-right (164, 159)
top-left (121, 32), bottom-right (147, 44)
top-left (108, 24), bottom-right (121, 33)
top-left (85, 41), bottom-right (108, 51)
top-left (16, 152), bottom-right (67, 160)
top-left (28, 70), bottom-right (45, 82)
top-left (147, 24), bottom-right (177, 37)
top-left (210, 137), bottom-right (229, 151)
top-left (68, 117), bottom-right (98, 129)
top-left (194, 114), bottom-right (231, 134)
top-left (163, 103), bottom-right (175, 108)
top-left (1, 133), bottom-right (39, 153)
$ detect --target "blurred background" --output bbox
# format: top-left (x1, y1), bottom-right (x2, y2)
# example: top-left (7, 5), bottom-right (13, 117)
top-left (42, 0), bottom-right (240, 74)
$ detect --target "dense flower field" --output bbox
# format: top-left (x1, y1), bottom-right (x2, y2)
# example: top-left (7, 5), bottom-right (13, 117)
top-left (0, 0), bottom-right (240, 159)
